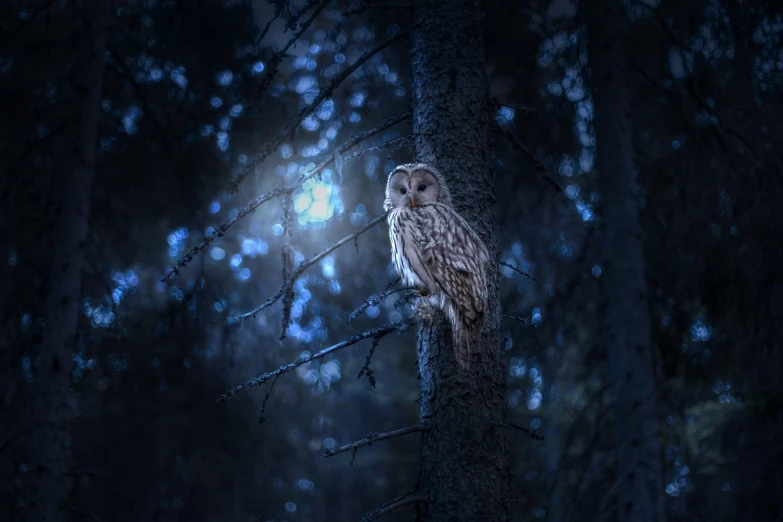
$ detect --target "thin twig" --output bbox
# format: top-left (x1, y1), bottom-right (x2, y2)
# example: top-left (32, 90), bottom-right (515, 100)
top-left (1, 0), bottom-right (57, 37)
top-left (161, 111), bottom-right (408, 281)
top-left (217, 318), bottom-right (414, 402)
top-left (160, 186), bottom-right (287, 281)
top-left (356, 335), bottom-right (381, 388)
top-left (255, 0), bottom-right (330, 99)
top-left (361, 486), bottom-right (423, 522)
top-left (499, 260), bottom-right (537, 281)
top-left (341, 134), bottom-right (409, 163)
top-left (258, 374), bottom-right (280, 424)
top-left (347, 282), bottom-right (418, 324)
top-left (494, 124), bottom-right (564, 193)
top-left (285, 0), bottom-right (327, 31)
top-left (503, 314), bottom-right (532, 326)
top-left (324, 424), bottom-right (426, 462)
top-left (493, 421), bottom-right (544, 441)
top-left (231, 28), bottom-right (409, 192)
top-left (255, 8), bottom-right (278, 44)
top-left (231, 214), bottom-right (387, 323)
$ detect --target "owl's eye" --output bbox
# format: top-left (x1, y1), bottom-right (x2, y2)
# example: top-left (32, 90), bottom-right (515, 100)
top-left (418, 184), bottom-right (427, 192)
top-left (399, 187), bottom-right (407, 195)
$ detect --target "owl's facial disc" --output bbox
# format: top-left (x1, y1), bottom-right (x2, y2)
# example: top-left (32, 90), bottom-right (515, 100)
top-left (408, 169), bottom-right (440, 206)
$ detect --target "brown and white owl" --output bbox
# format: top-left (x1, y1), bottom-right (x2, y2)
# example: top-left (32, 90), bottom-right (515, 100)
top-left (384, 163), bottom-right (490, 369)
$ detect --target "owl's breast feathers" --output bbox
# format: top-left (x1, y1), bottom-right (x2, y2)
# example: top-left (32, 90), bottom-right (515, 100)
top-left (388, 203), bottom-right (490, 329)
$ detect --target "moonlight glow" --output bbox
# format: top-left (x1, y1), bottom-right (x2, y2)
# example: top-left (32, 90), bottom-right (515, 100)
top-left (294, 180), bottom-right (336, 224)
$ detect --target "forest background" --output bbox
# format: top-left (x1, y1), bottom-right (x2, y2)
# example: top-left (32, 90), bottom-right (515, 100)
top-left (1, 0), bottom-right (781, 521)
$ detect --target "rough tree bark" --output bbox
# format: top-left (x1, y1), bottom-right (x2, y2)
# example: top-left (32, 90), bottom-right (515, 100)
top-left (410, 0), bottom-right (511, 520)
top-left (586, 2), bottom-right (667, 522)
top-left (19, 2), bottom-right (109, 521)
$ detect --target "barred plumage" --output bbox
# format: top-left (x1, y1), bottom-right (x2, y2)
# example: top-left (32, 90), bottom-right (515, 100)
top-left (384, 163), bottom-right (489, 369)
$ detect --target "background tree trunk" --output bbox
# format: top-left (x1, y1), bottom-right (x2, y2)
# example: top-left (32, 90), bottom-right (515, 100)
top-left (586, 2), bottom-right (667, 522)
top-left (409, 0), bottom-right (512, 520)
top-left (19, 2), bottom-right (109, 521)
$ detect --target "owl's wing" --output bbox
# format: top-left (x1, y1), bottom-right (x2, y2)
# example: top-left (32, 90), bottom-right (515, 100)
top-left (416, 203), bottom-right (490, 325)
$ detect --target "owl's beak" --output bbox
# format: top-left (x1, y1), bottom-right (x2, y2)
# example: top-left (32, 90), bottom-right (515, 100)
top-left (409, 196), bottom-right (417, 207)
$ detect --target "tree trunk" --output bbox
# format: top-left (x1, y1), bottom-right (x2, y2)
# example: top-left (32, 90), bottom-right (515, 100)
top-left (410, 0), bottom-right (511, 520)
top-left (586, 2), bottom-right (667, 522)
top-left (19, 2), bottom-right (109, 521)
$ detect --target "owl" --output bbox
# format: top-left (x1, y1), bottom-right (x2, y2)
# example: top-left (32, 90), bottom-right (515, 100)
top-left (384, 163), bottom-right (490, 369)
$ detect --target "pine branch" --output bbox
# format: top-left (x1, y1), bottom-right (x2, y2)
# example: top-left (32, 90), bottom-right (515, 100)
top-left (161, 112), bottom-right (408, 281)
top-left (493, 124), bottom-right (564, 194)
top-left (324, 424), bottom-right (426, 461)
top-left (361, 487), bottom-right (424, 522)
top-left (230, 28), bottom-right (409, 192)
top-left (499, 260), bottom-right (537, 281)
top-left (230, 213), bottom-right (387, 325)
top-left (216, 318), bottom-right (414, 402)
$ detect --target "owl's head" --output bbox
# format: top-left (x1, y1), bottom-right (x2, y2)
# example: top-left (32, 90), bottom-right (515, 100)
top-left (383, 163), bottom-right (452, 212)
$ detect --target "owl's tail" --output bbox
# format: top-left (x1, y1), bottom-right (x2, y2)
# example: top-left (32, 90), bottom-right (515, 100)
top-left (448, 305), bottom-right (472, 369)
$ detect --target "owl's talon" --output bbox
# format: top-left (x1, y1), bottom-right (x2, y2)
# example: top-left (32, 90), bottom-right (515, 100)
top-left (412, 299), bottom-right (435, 327)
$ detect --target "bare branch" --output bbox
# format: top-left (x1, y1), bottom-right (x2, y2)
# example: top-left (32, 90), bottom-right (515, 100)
top-left (255, 0), bottom-right (331, 98)
top-left (1, 0), bottom-right (57, 38)
top-left (231, 214), bottom-right (386, 323)
top-left (258, 374), bottom-right (280, 424)
top-left (285, 0), bottom-right (328, 32)
top-left (255, 8), bottom-right (279, 45)
top-left (342, 134), bottom-right (409, 163)
top-left (493, 124), bottom-right (564, 194)
top-left (499, 260), bottom-right (538, 281)
top-left (161, 112), bottom-right (408, 281)
top-left (503, 314), bottom-right (532, 327)
top-left (161, 186), bottom-right (288, 281)
top-left (331, 112), bottom-right (412, 159)
top-left (493, 421), bottom-right (544, 441)
top-left (361, 487), bottom-right (425, 522)
top-left (356, 335), bottom-right (382, 388)
top-left (324, 424), bottom-right (426, 461)
top-left (231, 28), bottom-right (410, 192)
top-left (217, 318), bottom-right (414, 402)
top-left (347, 280), bottom-right (417, 324)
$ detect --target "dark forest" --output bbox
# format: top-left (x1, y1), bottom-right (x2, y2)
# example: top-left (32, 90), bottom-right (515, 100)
top-left (1, 0), bottom-right (781, 521)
